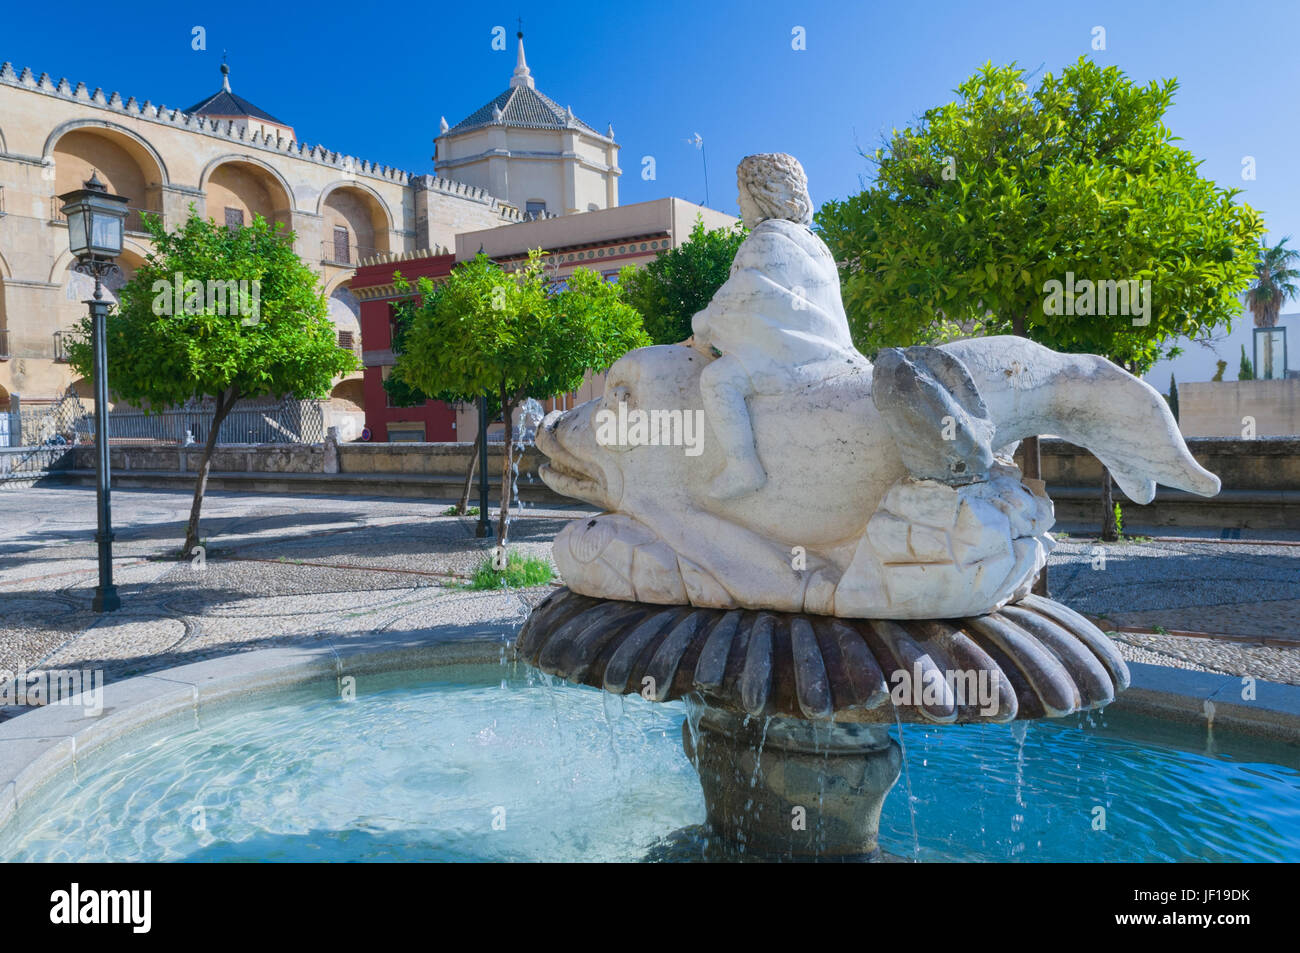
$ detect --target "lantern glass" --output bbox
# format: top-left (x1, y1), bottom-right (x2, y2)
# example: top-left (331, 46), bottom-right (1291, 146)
top-left (66, 209), bottom-right (89, 257)
top-left (90, 208), bottom-right (124, 256)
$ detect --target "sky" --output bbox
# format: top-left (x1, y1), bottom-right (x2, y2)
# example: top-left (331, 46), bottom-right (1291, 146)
top-left (6, 0), bottom-right (1297, 380)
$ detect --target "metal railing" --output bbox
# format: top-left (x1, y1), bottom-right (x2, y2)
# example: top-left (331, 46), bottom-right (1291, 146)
top-left (50, 197), bottom-right (157, 234)
top-left (320, 240), bottom-right (381, 266)
top-left (103, 398), bottom-right (327, 446)
top-left (0, 445), bottom-right (76, 484)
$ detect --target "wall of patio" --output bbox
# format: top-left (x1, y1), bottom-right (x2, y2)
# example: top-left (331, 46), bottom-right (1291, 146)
top-left (62, 441), bottom-right (556, 501)
top-left (48, 436), bottom-right (1300, 529)
top-left (1020, 436), bottom-right (1299, 530)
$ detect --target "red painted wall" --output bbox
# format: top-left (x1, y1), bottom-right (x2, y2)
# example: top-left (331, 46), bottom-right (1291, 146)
top-left (351, 253), bottom-right (458, 442)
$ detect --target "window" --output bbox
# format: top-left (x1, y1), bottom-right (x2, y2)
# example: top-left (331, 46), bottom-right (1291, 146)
top-left (224, 207), bottom-right (244, 231)
top-left (388, 422), bottom-right (425, 442)
top-left (525, 201), bottom-right (547, 219)
top-left (337, 330), bottom-right (354, 351)
top-left (333, 226), bottom-right (350, 264)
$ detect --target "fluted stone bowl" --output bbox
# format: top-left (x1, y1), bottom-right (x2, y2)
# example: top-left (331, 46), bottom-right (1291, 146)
top-left (515, 589), bottom-right (1130, 724)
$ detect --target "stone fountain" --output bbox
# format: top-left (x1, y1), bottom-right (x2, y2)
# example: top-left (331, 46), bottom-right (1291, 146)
top-left (516, 153), bottom-right (1222, 861)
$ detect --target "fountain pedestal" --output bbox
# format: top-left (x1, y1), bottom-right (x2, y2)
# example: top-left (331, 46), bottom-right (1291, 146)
top-left (683, 701), bottom-right (901, 860)
top-left (516, 588), bottom-right (1132, 861)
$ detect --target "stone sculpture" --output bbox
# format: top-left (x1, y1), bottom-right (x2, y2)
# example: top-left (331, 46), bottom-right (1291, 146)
top-left (518, 152), bottom-right (1222, 860)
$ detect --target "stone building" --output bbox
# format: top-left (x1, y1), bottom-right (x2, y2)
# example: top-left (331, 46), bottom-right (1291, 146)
top-left (352, 197), bottom-right (736, 442)
top-left (0, 34), bottom-right (621, 421)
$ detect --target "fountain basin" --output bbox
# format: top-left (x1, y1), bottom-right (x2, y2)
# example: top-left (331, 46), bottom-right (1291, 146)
top-left (0, 642), bottom-right (1297, 862)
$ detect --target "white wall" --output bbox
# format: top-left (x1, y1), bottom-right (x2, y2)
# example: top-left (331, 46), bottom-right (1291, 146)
top-left (1143, 308), bottom-right (1297, 389)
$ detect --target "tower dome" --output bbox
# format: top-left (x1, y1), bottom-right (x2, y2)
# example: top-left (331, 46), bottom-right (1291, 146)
top-left (434, 32), bottom-right (620, 216)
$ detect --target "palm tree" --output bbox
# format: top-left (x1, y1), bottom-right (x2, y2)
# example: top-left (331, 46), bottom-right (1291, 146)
top-left (1246, 236), bottom-right (1300, 328)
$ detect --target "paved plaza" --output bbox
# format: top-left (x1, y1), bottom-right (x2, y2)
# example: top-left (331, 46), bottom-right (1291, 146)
top-left (0, 485), bottom-right (1297, 717)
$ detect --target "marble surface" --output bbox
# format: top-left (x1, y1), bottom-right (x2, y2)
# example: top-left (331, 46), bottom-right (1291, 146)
top-left (537, 156), bottom-right (1221, 619)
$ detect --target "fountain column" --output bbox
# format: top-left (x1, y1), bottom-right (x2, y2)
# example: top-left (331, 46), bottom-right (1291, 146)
top-left (683, 699), bottom-right (901, 860)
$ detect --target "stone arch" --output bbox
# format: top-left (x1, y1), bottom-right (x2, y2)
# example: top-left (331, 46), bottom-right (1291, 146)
top-left (200, 154), bottom-right (295, 228)
top-left (316, 180), bottom-right (394, 227)
top-left (320, 183), bottom-right (392, 262)
top-left (47, 122), bottom-right (168, 231)
top-left (327, 285), bottom-right (362, 346)
top-left (330, 378), bottom-right (365, 409)
top-left (43, 119), bottom-right (170, 184)
top-left (322, 271), bottom-right (355, 298)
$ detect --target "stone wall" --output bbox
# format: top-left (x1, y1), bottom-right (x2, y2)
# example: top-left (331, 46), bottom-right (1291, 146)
top-left (57, 437), bottom-right (1297, 528)
top-left (1178, 379), bottom-right (1300, 438)
top-left (71, 441), bottom-right (545, 479)
top-left (1020, 436), bottom-right (1299, 529)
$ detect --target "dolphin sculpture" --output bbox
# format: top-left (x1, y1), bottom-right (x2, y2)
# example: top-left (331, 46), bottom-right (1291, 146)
top-left (536, 335), bottom-right (1219, 619)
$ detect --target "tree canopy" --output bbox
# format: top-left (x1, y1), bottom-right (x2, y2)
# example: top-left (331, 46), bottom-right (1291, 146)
top-left (69, 211), bottom-right (355, 407)
top-left (67, 210), bottom-right (357, 556)
top-left (816, 57), bottom-right (1264, 372)
top-left (620, 218), bottom-right (746, 344)
top-left (392, 252), bottom-right (648, 542)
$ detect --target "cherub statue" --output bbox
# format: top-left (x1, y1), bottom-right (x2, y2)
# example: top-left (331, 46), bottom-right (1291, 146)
top-left (691, 153), bottom-right (862, 499)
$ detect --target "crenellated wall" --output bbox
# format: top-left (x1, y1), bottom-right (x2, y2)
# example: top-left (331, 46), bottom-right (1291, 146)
top-left (0, 62), bottom-right (518, 406)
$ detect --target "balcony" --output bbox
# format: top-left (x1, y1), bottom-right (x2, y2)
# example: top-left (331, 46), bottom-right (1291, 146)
top-left (52, 329), bottom-right (71, 363)
top-left (321, 240), bottom-right (381, 267)
top-left (50, 197), bottom-right (158, 235)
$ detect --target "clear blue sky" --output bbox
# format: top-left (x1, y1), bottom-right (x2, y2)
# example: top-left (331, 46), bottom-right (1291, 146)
top-left (5, 0), bottom-right (1296, 239)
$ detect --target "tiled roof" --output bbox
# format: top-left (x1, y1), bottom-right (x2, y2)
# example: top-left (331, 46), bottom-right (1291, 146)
top-left (184, 88), bottom-right (285, 125)
top-left (445, 84), bottom-right (600, 137)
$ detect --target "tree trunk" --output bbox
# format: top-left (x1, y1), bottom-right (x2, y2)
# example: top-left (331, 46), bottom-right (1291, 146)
top-left (182, 387), bottom-right (237, 559)
top-left (1100, 467), bottom-right (1118, 542)
top-left (455, 423), bottom-right (481, 515)
top-left (496, 389), bottom-right (515, 547)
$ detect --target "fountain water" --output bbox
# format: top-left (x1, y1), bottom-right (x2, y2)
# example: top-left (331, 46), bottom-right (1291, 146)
top-left (515, 153), bottom-right (1224, 861)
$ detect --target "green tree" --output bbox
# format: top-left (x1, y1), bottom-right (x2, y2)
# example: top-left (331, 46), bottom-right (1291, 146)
top-left (816, 57), bottom-right (1263, 540)
top-left (1239, 344), bottom-right (1255, 380)
top-left (67, 210), bottom-right (358, 558)
top-left (621, 218), bottom-right (746, 344)
top-left (1167, 373), bottom-right (1180, 423)
top-left (392, 252), bottom-right (648, 544)
top-left (383, 285), bottom-right (502, 515)
top-left (1246, 236), bottom-right (1300, 328)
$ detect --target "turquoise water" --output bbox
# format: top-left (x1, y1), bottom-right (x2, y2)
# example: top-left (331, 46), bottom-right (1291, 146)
top-left (3, 663), bottom-right (1298, 862)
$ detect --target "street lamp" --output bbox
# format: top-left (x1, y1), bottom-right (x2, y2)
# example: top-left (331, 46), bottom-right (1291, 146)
top-left (59, 173), bottom-right (128, 612)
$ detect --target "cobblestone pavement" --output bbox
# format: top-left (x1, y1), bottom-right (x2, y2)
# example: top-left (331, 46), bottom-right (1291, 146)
top-left (1, 487), bottom-right (1297, 707)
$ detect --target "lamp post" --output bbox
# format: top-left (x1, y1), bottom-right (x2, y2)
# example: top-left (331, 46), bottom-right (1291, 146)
top-left (59, 173), bottom-right (128, 612)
